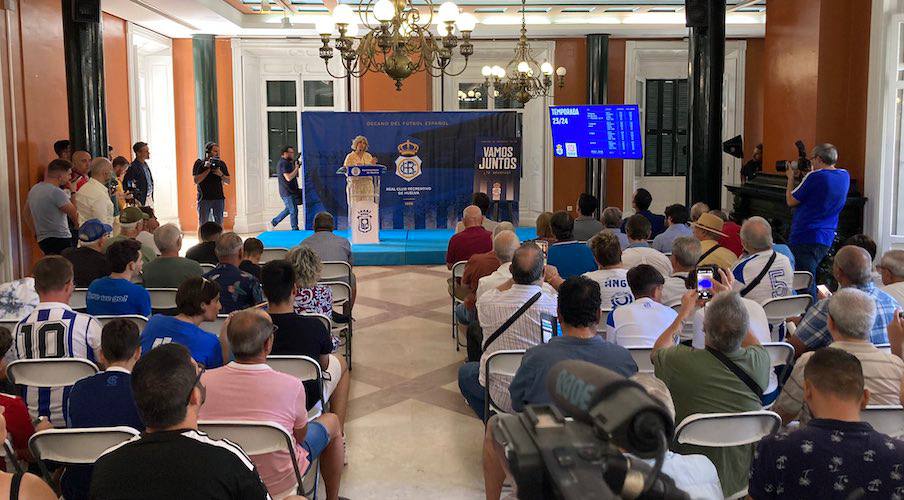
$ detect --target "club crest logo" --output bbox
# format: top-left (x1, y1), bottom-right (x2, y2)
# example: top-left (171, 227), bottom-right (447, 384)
top-left (395, 139), bottom-right (422, 182)
top-left (351, 166), bottom-right (361, 176)
top-left (356, 209), bottom-right (374, 233)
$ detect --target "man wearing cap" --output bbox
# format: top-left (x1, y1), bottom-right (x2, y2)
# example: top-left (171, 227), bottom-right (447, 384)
top-left (105, 207), bottom-right (156, 264)
top-left (691, 212), bottom-right (740, 271)
top-left (74, 157), bottom-right (116, 229)
top-left (193, 142), bottom-right (230, 226)
top-left (62, 219), bottom-right (112, 287)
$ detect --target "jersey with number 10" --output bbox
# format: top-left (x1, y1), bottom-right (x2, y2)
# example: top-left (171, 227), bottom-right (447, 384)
top-left (9, 302), bottom-right (102, 426)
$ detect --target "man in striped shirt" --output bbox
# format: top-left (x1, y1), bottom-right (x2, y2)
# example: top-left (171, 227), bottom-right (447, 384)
top-left (774, 288), bottom-right (904, 425)
top-left (7, 256), bottom-right (102, 427)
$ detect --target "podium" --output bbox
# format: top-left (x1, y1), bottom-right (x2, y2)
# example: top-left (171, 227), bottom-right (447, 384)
top-left (339, 165), bottom-right (386, 244)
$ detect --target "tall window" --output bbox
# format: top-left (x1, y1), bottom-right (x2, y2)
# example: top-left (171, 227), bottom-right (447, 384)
top-left (265, 79), bottom-right (336, 177)
top-left (643, 79), bottom-right (689, 177)
top-left (893, 20), bottom-right (904, 236)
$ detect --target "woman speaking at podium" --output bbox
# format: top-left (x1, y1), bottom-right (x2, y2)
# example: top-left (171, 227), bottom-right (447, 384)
top-left (343, 135), bottom-right (378, 201)
top-left (343, 135), bottom-right (376, 167)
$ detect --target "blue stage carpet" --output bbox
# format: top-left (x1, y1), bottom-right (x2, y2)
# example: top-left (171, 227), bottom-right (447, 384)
top-left (257, 227), bottom-right (539, 266)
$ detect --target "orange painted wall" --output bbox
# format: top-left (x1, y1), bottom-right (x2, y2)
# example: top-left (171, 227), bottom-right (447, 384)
top-left (743, 38), bottom-right (765, 158)
top-left (360, 70), bottom-right (432, 111)
top-left (102, 13), bottom-right (132, 160)
top-left (552, 38), bottom-right (587, 213)
top-left (172, 39), bottom-right (201, 233)
top-left (605, 39), bottom-right (627, 209)
top-left (215, 38), bottom-right (237, 231)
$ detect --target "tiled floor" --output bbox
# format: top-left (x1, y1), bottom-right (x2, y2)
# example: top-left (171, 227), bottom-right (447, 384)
top-left (340, 265), bottom-right (485, 500)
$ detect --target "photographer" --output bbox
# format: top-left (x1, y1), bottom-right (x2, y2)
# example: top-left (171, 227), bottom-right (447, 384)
top-left (193, 142), bottom-right (231, 225)
top-left (785, 143), bottom-right (850, 299)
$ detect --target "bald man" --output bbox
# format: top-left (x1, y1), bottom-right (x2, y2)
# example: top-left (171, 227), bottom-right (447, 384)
top-left (790, 245), bottom-right (901, 357)
top-left (446, 205), bottom-right (493, 269)
top-left (75, 157), bottom-right (116, 228)
top-left (70, 150), bottom-right (91, 192)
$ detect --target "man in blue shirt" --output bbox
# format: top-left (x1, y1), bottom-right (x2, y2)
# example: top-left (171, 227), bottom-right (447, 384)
top-left (621, 188), bottom-right (666, 238)
top-left (270, 145), bottom-right (302, 231)
top-left (64, 318), bottom-right (145, 500)
top-left (785, 143), bottom-right (850, 299)
top-left (546, 211), bottom-right (596, 279)
top-left (203, 232), bottom-right (265, 313)
top-left (123, 142), bottom-right (154, 206)
top-left (652, 204), bottom-right (692, 253)
top-left (86, 239), bottom-right (151, 317)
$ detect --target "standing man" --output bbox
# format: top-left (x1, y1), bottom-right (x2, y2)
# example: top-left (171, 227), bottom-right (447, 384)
top-left (53, 139), bottom-right (72, 161)
top-left (124, 141), bottom-right (154, 206)
top-left (70, 151), bottom-right (91, 192)
top-left (26, 159), bottom-right (79, 255)
top-left (786, 143), bottom-right (850, 299)
top-left (193, 142), bottom-right (230, 225)
top-left (75, 157), bottom-right (116, 228)
top-left (271, 145), bottom-right (302, 231)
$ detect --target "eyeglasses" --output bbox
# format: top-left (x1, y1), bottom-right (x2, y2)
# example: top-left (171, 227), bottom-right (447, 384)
top-left (185, 364), bottom-right (206, 405)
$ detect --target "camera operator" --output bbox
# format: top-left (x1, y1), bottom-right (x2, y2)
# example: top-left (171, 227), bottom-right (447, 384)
top-left (785, 143), bottom-right (850, 299)
top-left (193, 142), bottom-right (231, 225)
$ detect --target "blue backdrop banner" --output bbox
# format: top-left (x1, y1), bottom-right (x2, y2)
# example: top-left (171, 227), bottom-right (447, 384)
top-left (300, 111), bottom-right (520, 230)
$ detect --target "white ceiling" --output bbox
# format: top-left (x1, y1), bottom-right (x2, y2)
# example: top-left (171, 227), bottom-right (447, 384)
top-left (101, 0), bottom-right (766, 39)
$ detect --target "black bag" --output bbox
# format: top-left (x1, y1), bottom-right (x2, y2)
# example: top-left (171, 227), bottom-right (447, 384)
top-left (466, 322), bottom-right (484, 362)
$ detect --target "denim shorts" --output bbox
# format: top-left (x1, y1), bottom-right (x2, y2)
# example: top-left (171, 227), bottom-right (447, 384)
top-left (301, 421), bottom-right (330, 473)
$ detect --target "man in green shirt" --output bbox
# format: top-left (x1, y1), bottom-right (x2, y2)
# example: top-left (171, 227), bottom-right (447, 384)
top-left (651, 274), bottom-right (771, 497)
top-left (141, 223), bottom-right (203, 289)
top-left (105, 207), bottom-right (156, 264)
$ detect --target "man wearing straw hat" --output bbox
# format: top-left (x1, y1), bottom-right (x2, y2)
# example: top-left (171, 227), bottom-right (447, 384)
top-left (691, 212), bottom-right (739, 271)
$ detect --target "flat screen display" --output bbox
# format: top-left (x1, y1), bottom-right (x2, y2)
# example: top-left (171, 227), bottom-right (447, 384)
top-left (549, 104), bottom-right (643, 159)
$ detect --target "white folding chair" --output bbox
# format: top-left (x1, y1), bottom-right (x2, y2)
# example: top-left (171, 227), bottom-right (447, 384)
top-left (792, 271), bottom-right (813, 292)
top-left (6, 359), bottom-right (98, 388)
top-left (861, 405), bottom-right (904, 438)
top-left (675, 410), bottom-right (781, 499)
top-left (762, 295), bottom-right (812, 341)
top-left (145, 288), bottom-right (178, 311)
top-left (93, 315), bottom-right (149, 333)
top-left (198, 420), bottom-right (317, 498)
top-left (483, 349), bottom-right (525, 421)
top-left (267, 355), bottom-right (326, 420)
top-left (762, 341), bottom-right (795, 384)
top-left (450, 260), bottom-right (468, 351)
top-left (29, 426), bottom-right (140, 486)
top-left (260, 247), bottom-right (289, 263)
top-left (71, 288), bottom-right (88, 311)
top-left (200, 263), bottom-right (216, 273)
top-left (321, 261), bottom-right (352, 283)
top-left (875, 343), bottom-right (892, 355)
top-left (0, 439), bottom-right (22, 475)
top-left (628, 347), bottom-right (654, 373)
top-left (200, 314), bottom-right (230, 337)
top-left (321, 281), bottom-right (354, 369)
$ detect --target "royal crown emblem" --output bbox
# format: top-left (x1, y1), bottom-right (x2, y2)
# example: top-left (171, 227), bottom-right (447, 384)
top-left (397, 140), bottom-right (419, 157)
top-left (395, 139), bottom-right (422, 182)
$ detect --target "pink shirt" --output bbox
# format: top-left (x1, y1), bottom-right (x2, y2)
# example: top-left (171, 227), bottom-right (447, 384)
top-left (199, 362), bottom-right (309, 494)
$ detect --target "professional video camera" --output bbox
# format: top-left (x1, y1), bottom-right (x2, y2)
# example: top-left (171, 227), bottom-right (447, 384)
top-left (492, 361), bottom-right (690, 500)
top-left (775, 140), bottom-right (811, 173)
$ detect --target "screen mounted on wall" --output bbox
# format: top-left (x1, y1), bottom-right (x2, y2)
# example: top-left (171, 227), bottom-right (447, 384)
top-left (549, 104), bottom-right (643, 160)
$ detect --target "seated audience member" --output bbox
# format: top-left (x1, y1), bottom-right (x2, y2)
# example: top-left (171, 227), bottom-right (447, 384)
top-left (287, 246), bottom-right (335, 318)
top-left (185, 221), bottom-right (223, 265)
top-left (140, 277), bottom-right (225, 368)
top-left (263, 260), bottom-right (348, 428)
top-left (106, 206), bottom-right (156, 263)
top-left (878, 249), bottom-right (904, 306)
top-left (0, 277), bottom-right (39, 321)
top-left (476, 232), bottom-right (556, 300)
top-left (710, 209), bottom-right (743, 256)
top-left (0, 327), bottom-right (38, 464)
top-left (9, 256), bottom-right (102, 426)
top-left (533, 211), bottom-right (556, 245)
top-left (447, 205), bottom-right (493, 268)
top-left (141, 223), bottom-right (203, 289)
top-left (239, 237), bottom-right (264, 279)
top-left (0, 406), bottom-right (55, 499)
top-left (546, 211), bottom-right (596, 279)
top-left (652, 204), bottom-right (692, 253)
top-left (86, 239), bottom-right (151, 317)
top-left (791, 245), bottom-right (899, 355)
top-left (62, 219), bottom-right (111, 287)
top-left (749, 348), bottom-right (904, 499)
top-left (774, 288), bottom-right (904, 425)
top-left (458, 243), bottom-right (557, 420)
top-left (455, 192), bottom-right (499, 234)
top-left (601, 206), bottom-right (630, 250)
top-left (606, 265), bottom-right (676, 346)
top-left (690, 201), bottom-right (710, 223)
top-left (652, 290), bottom-right (770, 496)
top-left (583, 231), bottom-right (634, 309)
top-left (690, 212), bottom-right (739, 270)
top-left (660, 236), bottom-right (700, 305)
top-left (64, 319), bottom-right (145, 500)
top-left (458, 227), bottom-right (518, 328)
top-left (845, 233), bottom-right (883, 286)
top-left (731, 216), bottom-right (794, 304)
top-left (301, 212), bottom-right (357, 308)
top-left (203, 232), bottom-right (264, 313)
top-left (621, 215), bottom-right (673, 278)
top-left (572, 193), bottom-right (604, 241)
top-left (621, 188), bottom-right (666, 238)
top-left (89, 344), bottom-right (272, 499)
top-left (136, 206), bottom-right (160, 256)
top-left (199, 310), bottom-right (344, 500)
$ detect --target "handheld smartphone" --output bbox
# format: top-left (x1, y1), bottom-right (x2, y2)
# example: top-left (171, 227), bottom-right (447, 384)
top-left (539, 312), bottom-right (562, 342)
top-left (816, 284), bottom-right (832, 298)
top-left (535, 239), bottom-right (549, 256)
top-left (696, 267), bottom-right (715, 300)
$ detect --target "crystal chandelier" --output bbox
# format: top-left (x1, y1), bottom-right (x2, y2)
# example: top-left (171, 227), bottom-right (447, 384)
top-left (316, 0), bottom-right (477, 91)
top-left (481, 0), bottom-right (565, 104)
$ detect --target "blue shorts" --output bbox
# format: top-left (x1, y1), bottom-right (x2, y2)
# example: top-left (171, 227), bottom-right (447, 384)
top-left (301, 421), bottom-right (330, 473)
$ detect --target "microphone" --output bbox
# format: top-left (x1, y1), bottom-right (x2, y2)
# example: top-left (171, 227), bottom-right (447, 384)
top-left (546, 360), bottom-right (674, 458)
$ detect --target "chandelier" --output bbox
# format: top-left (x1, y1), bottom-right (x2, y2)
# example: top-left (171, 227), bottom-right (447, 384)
top-left (481, 0), bottom-right (565, 104)
top-left (316, 0), bottom-right (477, 90)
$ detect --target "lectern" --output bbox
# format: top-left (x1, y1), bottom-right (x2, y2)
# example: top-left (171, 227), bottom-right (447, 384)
top-left (339, 165), bottom-right (386, 244)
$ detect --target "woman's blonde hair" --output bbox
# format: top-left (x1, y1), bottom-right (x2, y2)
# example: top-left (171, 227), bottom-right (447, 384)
top-left (351, 135), bottom-right (368, 150)
top-left (535, 211), bottom-right (554, 238)
top-left (286, 246), bottom-right (322, 288)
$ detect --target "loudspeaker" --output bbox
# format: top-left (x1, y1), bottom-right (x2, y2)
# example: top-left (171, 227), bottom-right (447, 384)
top-left (72, 0), bottom-right (100, 23)
top-left (723, 135), bottom-right (744, 159)
top-left (685, 0), bottom-right (709, 28)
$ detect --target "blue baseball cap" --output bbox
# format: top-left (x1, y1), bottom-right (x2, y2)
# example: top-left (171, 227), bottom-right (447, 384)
top-left (79, 219), bottom-right (113, 243)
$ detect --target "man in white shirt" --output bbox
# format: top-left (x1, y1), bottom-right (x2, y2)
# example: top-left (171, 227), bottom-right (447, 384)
top-left (583, 231), bottom-right (633, 310)
top-left (74, 157), bottom-right (115, 228)
top-left (458, 243), bottom-right (557, 420)
top-left (606, 264), bottom-right (676, 347)
top-left (621, 214), bottom-right (672, 278)
top-left (661, 236), bottom-right (700, 305)
top-left (878, 249), bottom-right (904, 306)
top-left (731, 216), bottom-right (793, 305)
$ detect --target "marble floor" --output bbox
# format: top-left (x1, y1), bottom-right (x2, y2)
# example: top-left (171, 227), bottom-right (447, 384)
top-left (339, 265), bottom-right (485, 500)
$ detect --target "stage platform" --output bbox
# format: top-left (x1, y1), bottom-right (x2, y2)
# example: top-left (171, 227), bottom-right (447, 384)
top-left (257, 227), bottom-right (539, 266)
